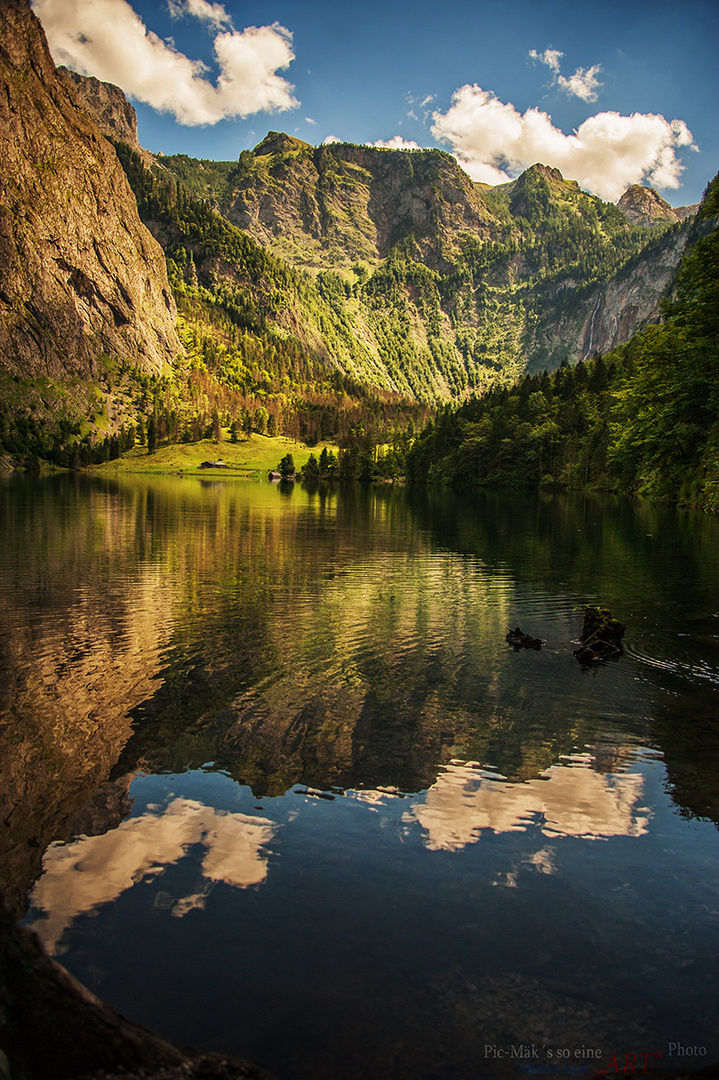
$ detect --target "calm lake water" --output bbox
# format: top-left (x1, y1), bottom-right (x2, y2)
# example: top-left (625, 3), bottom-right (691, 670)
top-left (2, 474), bottom-right (719, 1079)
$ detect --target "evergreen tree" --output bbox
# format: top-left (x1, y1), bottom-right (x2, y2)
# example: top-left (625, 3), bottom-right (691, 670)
top-left (278, 453), bottom-right (295, 478)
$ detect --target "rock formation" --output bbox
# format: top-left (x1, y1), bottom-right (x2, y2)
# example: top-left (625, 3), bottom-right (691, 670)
top-left (224, 133), bottom-right (499, 270)
top-left (533, 221), bottom-right (695, 367)
top-left (618, 184), bottom-right (697, 227)
top-left (0, 0), bottom-right (180, 382)
top-left (58, 67), bottom-right (145, 157)
top-left (0, 899), bottom-right (275, 1079)
top-left (180, 139), bottom-right (701, 374)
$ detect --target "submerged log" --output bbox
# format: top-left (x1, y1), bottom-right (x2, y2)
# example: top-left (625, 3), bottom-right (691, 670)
top-left (506, 626), bottom-right (543, 650)
top-left (573, 606), bottom-right (626, 665)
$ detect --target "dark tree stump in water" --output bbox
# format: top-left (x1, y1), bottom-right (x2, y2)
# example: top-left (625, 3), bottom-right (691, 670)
top-left (573, 606), bottom-right (625, 664)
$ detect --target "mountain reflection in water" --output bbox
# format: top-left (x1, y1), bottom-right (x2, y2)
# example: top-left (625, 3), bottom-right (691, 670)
top-left (2, 475), bottom-right (719, 1080)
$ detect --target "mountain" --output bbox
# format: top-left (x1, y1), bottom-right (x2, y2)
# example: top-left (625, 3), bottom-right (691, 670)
top-left (0, 0), bottom-right (180, 460)
top-left (220, 132), bottom-right (500, 270)
top-left (0, 3), bottom-right (710, 470)
top-left (617, 184), bottom-right (698, 227)
top-left (154, 134), bottom-right (699, 388)
top-left (405, 174), bottom-right (719, 509)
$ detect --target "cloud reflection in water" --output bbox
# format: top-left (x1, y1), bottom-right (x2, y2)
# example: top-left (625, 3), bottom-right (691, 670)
top-left (404, 755), bottom-right (651, 852)
top-left (27, 797), bottom-right (277, 954)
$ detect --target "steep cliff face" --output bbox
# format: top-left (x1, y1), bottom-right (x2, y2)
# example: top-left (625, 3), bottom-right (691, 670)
top-left (527, 221), bottom-right (695, 370)
top-left (0, 0), bottom-right (179, 382)
top-left (58, 67), bottom-right (143, 154)
top-left (223, 133), bottom-right (501, 269)
top-left (575, 226), bottom-right (694, 358)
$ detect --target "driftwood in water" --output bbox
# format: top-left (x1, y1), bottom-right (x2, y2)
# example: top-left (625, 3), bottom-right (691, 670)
top-left (506, 626), bottom-right (543, 650)
top-left (573, 606), bottom-right (625, 664)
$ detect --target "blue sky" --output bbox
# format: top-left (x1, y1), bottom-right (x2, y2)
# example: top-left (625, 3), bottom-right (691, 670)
top-left (34, 0), bottom-right (718, 206)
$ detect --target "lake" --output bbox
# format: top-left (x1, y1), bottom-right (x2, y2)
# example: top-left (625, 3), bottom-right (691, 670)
top-left (1, 474), bottom-right (718, 1079)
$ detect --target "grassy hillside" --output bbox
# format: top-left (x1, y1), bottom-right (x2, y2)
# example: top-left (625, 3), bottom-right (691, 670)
top-left (93, 433), bottom-right (326, 478)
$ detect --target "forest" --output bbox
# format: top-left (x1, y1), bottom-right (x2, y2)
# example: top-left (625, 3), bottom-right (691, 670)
top-left (1, 129), bottom-right (714, 506)
top-left (406, 175), bottom-right (718, 510)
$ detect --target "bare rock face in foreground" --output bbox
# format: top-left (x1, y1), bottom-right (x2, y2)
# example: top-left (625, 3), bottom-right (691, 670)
top-left (0, 898), bottom-right (275, 1080)
top-left (0, 0), bottom-right (180, 381)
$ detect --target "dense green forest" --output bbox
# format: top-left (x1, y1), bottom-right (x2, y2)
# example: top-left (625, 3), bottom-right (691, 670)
top-left (157, 143), bottom-right (665, 389)
top-left (2, 128), bottom-right (712, 502)
top-left (406, 176), bottom-right (719, 510)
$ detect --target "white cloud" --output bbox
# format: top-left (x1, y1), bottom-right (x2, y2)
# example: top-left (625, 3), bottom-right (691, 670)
top-left (372, 136), bottom-right (423, 151)
top-left (26, 797), bottom-right (277, 954)
top-left (33, 0), bottom-right (298, 126)
top-left (530, 48), bottom-right (603, 103)
top-left (529, 47), bottom-right (563, 75)
top-left (167, 0), bottom-right (231, 29)
top-left (403, 758), bottom-right (649, 853)
top-left (323, 134), bottom-right (342, 144)
top-left (431, 84), bottom-right (696, 200)
top-left (557, 65), bottom-right (603, 104)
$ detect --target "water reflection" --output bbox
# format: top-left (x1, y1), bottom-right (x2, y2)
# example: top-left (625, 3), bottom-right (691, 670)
top-left (405, 754), bottom-right (650, 851)
top-left (2, 474), bottom-right (719, 1078)
top-left (2, 474), bottom-right (718, 917)
top-left (27, 795), bottom-right (277, 954)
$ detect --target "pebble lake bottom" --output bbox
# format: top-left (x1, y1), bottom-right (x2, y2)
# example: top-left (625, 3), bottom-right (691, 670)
top-left (3, 475), bottom-right (718, 1079)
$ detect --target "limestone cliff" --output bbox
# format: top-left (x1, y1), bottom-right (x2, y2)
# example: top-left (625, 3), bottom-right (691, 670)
top-left (528, 221), bottom-right (696, 368)
top-left (0, 0), bottom-right (179, 382)
top-left (58, 67), bottom-right (143, 156)
top-left (617, 184), bottom-right (697, 227)
top-left (223, 132), bottom-right (501, 269)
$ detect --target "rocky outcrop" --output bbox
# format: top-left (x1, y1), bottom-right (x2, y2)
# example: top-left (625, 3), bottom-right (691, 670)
top-left (224, 133), bottom-right (500, 269)
top-left (576, 223), bottom-right (693, 359)
top-left (617, 184), bottom-right (697, 227)
top-left (528, 218), bottom-right (695, 368)
top-left (58, 68), bottom-right (142, 153)
top-left (0, 898), bottom-right (275, 1080)
top-left (0, 0), bottom-right (180, 381)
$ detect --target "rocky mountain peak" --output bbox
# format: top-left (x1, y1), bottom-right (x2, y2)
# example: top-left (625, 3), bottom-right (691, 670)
top-left (223, 135), bottom-right (498, 270)
top-left (253, 131), bottom-right (312, 157)
top-left (528, 163), bottom-right (566, 184)
top-left (617, 184), bottom-right (696, 227)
